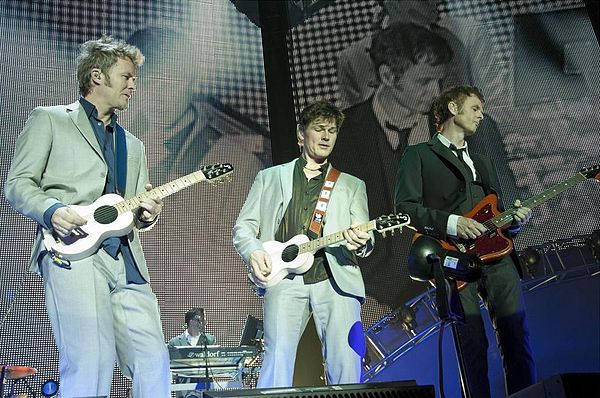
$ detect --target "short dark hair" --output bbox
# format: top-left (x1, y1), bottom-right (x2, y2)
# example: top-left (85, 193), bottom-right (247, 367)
top-left (298, 100), bottom-right (345, 131)
top-left (185, 307), bottom-right (205, 325)
top-left (432, 85), bottom-right (484, 131)
top-left (369, 22), bottom-right (452, 80)
top-left (77, 35), bottom-right (144, 96)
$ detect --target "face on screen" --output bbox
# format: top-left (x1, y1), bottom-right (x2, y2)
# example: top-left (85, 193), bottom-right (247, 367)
top-left (385, 62), bottom-right (445, 114)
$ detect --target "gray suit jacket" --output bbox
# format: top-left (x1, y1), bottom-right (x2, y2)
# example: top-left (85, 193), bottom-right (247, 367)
top-left (4, 101), bottom-right (155, 280)
top-left (232, 159), bottom-right (374, 300)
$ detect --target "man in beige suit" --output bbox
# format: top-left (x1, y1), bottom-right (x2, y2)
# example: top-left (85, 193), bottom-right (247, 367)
top-left (4, 36), bottom-right (170, 397)
top-left (233, 101), bottom-right (374, 387)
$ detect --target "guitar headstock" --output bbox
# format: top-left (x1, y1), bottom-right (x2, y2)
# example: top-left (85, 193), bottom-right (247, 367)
top-left (375, 213), bottom-right (411, 238)
top-left (200, 163), bottom-right (234, 182)
top-left (581, 164), bottom-right (600, 181)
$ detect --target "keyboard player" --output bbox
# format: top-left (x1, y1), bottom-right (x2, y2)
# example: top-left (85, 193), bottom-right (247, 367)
top-left (168, 307), bottom-right (216, 397)
top-left (168, 307), bottom-right (216, 348)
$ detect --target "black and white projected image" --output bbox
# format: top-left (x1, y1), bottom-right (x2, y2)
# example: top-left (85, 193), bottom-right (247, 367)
top-left (287, 0), bottom-right (600, 320)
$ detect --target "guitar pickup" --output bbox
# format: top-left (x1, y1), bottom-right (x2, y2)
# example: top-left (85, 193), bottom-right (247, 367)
top-left (52, 228), bottom-right (89, 245)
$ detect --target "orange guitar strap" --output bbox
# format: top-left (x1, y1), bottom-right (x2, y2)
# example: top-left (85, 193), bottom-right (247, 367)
top-left (308, 167), bottom-right (341, 238)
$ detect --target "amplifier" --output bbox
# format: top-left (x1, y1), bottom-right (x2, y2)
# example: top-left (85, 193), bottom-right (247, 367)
top-left (203, 381), bottom-right (435, 398)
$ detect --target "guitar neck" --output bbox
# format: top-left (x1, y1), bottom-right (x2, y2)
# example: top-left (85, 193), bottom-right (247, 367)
top-left (490, 171), bottom-right (588, 229)
top-left (114, 170), bottom-right (207, 215)
top-left (297, 220), bottom-right (375, 254)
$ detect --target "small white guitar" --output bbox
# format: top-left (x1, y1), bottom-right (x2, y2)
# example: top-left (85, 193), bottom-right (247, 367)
top-left (43, 163), bottom-right (233, 261)
top-left (248, 213), bottom-right (411, 289)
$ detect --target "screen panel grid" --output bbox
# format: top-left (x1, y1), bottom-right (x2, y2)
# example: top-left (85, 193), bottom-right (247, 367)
top-left (1, 0), bottom-right (599, 396)
top-left (286, 0), bottom-right (600, 325)
top-left (0, 1), bottom-right (269, 396)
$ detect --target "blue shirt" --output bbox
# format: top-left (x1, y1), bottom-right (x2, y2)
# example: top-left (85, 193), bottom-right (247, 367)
top-left (43, 98), bottom-right (145, 284)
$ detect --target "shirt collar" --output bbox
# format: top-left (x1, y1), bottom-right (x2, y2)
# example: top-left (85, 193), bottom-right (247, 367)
top-left (297, 156), bottom-right (328, 175)
top-left (184, 329), bottom-right (199, 343)
top-left (79, 97), bottom-right (117, 129)
top-left (437, 133), bottom-right (469, 151)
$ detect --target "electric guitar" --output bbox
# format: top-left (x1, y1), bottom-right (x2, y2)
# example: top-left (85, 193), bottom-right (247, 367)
top-left (43, 163), bottom-right (234, 261)
top-left (409, 164), bottom-right (600, 288)
top-left (248, 213), bottom-right (411, 289)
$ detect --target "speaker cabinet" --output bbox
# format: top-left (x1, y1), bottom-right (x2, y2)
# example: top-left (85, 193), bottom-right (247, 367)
top-left (203, 381), bottom-right (435, 398)
top-left (508, 373), bottom-right (600, 397)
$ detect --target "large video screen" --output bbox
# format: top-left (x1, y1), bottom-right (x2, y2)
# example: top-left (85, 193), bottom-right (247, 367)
top-left (0, 0), bottom-right (598, 396)
top-left (0, 1), bottom-right (269, 395)
top-left (287, 0), bottom-right (600, 323)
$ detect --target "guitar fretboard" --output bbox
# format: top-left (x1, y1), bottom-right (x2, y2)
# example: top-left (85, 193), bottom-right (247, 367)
top-left (297, 220), bottom-right (375, 254)
top-left (486, 172), bottom-right (588, 230)
top-left (114, 170), bottom-right (207, 215)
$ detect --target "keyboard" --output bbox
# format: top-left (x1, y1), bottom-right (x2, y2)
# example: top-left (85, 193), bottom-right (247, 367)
top-left (169, 345), bottom-right (259, 368)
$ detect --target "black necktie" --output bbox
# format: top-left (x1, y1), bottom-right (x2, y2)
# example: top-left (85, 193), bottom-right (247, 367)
top-left (385, 122), bottom-right (412, 151)
top-left (449, 144), bottom-right (467, 164)
top-left (450, 143), bottom-right (479, 181)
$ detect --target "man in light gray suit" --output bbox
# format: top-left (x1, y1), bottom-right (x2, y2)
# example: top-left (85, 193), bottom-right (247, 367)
top-left (4, 36), bottom-right (170, 397)
top-left (233, 101), bottom-right (374, 387)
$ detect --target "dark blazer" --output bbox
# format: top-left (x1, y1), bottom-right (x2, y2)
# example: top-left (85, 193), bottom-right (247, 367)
top-left (394, 134), bottom-right (498, 241)
top-left (395, 135), bottom-right (523, 274)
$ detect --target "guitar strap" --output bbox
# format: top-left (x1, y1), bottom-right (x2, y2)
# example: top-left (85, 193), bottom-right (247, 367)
top-left (115, 124), bottom-right (128, 196)
top-left (308, 167), bottom-right (341, 239)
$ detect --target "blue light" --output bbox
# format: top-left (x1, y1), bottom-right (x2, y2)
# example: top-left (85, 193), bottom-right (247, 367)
top-left (41, 379), bottom-right (59, 397)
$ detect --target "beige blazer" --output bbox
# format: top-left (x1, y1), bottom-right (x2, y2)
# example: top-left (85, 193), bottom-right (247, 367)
top-left (5, 101), bottom-right (154, 281)
top-left (233, 159), bottom-right (374, 300)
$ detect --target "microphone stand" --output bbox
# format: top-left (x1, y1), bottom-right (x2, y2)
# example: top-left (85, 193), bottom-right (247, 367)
top-left (427, 253), bottom-right (472, 398)
top-left (1, 365), bottom-right (6, 398)
top-left (201, 333), bottom-right (210, 392)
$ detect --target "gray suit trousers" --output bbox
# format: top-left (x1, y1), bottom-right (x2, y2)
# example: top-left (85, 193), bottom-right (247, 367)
top-left (41, 249), bottom-right (170, 398)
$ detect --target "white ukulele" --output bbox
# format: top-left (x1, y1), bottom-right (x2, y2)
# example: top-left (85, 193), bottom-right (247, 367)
top-left (43, 163), bottom-right (233, 261)
top-left (248, 213), bottom-right (411, 289)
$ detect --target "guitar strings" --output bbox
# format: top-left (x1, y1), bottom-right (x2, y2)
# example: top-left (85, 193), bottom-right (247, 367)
top-left (87, 165), bottom-right (232, 223)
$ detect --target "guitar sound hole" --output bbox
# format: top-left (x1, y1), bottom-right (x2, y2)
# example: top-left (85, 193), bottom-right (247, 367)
top-left (281, 245), bottom-right (299, 262)
top-left (94, 205), bottom-right (118, 224)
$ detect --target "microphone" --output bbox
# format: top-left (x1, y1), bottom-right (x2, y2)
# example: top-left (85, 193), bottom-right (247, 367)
top-left (198, 333), bottom-right (208, 346)
top-left (426, 253), bottom-right (441, 263)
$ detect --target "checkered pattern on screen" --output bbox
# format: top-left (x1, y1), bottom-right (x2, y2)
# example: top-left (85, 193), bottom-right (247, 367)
top-left (0, 1), bottom-right (269, 397)
top-left (288, 0), bottom-right (585, 111)
top-left (288, 0), bottom-right (376, 113)
top-left (286, 0), bottom-right (593, 325)
top-left (215, 3), bottom-right (269, 127)
top-left (0, 0), bottom-right (269, 128)
top-left (1, 0), bottom-right (186, 45)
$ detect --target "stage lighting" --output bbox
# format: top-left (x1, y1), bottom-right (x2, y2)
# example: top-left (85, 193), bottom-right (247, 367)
top-left (519, 247), bottom-right (541, 277)
top-left (41, 379), bottom-right (59, 397)
top-left (587, 229), bottom-right (600, 261)
top-left (398, 305), bottom-right (417, 332)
